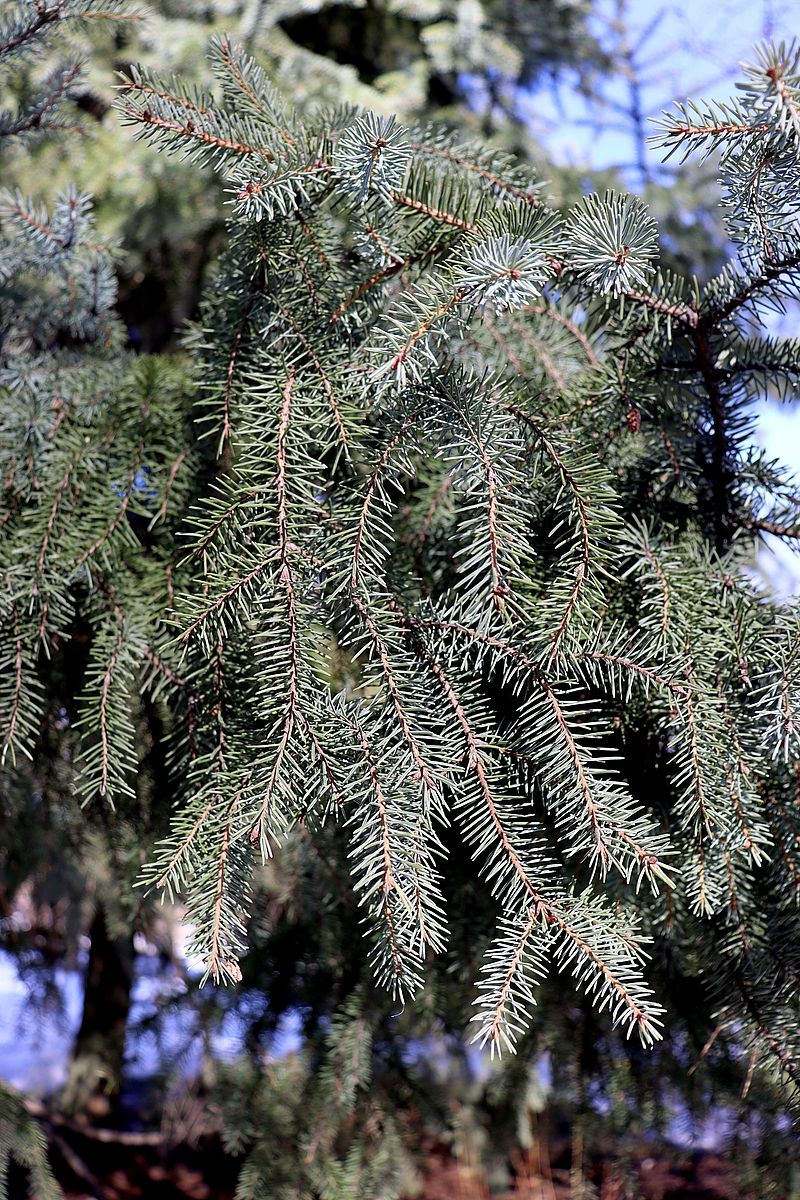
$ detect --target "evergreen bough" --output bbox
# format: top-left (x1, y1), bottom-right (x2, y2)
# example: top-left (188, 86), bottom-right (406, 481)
top-left (4, 7), bottom-right (800, 1193)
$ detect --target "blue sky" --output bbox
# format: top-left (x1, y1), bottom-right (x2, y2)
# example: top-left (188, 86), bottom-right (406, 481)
top-left (527, 0), bottom-right (800, 591)
top-left (527, 0), bottom-right (797, 172)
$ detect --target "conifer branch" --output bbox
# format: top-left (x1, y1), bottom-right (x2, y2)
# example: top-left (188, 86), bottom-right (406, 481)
top-left (330, 242), bottom-right (446, 323)
top-left (0, 1), bottom-right (67, 57)
top-left (481, 907), bottom-right (543, 1049)
top-left (220, 263), bottom-right (264, 456)
top-left (271, 294), bottom-right (350, 451)
top-left (510, 410), bottom-right (593, 653)
top-left (390, 191), bottom-right (478, 232)
top-left (734, 972), bottom-right (800, 1089)
top-left (97, 625), bottom-right (125, 800)
top-left (151, 450), bottom-right (189, 528)
top-left (622, 289), bottom-right (697, 327)
top-left (250, 370), bottom-right (300, 851)
top-left (125, 106), bottom-right (274, 162)
top-left (214, 34), bottom-right (297, 149)
top-left (407, 142), bottom-right (540, 206)
top-left (705, 249), bottom-right (800, 326)
top-left (155, 803), bottom-right (212, 892)
top-left (507, 320), bottom-right (568, 389)
top-left (517, 304), bottom-right (599, 365)
top-left (2, 606), bottom-right (27, 762)
top-left (117, 79), bottom-right (211, 118)
top-left (1, 62), bottom-right (83, 139)
top-left (7, 25), bottom-right (800, 1130)
top-left (207, 797), bottom-right (239, 984)
top-left (640, 540), bottom-right (671, 641)
top-left (75, 441), bottom-right (143, 568)
top-left (539, 678), bottom-right (611, 869)
top-left (458, 409), bottom-right (509, 614)
top-left (387, 288), bottom-right (469, 377)
top-left (179, 555), bottom-right (277, 644)
top-left (752, 518), bottom-right (800, 539)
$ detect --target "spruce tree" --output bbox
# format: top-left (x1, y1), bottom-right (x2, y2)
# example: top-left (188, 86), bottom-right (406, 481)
top-left (4, 8), bottom-right (800, 1197)
top-left (0, 1), bottom-right (609, 354)
top-left (0, 0), bottom-right (194, 1137)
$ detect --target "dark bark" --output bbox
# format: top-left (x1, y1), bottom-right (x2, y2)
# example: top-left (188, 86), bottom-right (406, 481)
top-left (64, 905), bottom-right (135, 1119)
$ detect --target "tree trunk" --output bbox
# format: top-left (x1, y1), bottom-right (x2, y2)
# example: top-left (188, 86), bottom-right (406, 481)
top-left (62, 905), bottom-right (135, 1120)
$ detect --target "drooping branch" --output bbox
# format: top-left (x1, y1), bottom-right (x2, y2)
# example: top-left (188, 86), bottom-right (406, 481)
top-left (251, 370), bottom-right (301, 848)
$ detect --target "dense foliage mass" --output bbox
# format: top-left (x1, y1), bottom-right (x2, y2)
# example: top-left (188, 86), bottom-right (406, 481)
top-left (2, 3), bottom-right (800, 1197)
